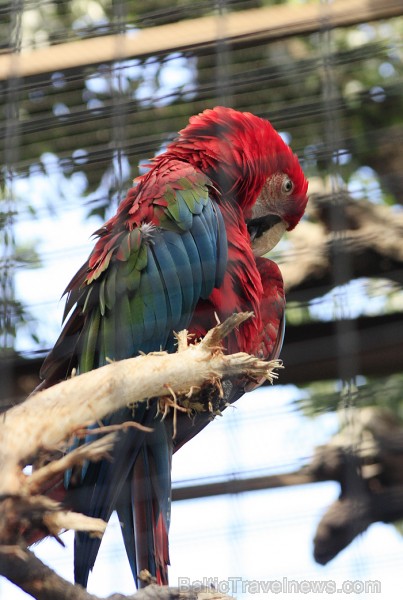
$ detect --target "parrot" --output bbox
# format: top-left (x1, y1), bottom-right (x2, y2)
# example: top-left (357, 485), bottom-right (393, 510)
top-left (38, 106), bottom-right (308, 588)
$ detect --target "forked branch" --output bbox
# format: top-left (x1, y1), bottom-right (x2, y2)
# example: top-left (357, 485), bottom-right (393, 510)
top-left (0, 314), bottom-right (281, 600)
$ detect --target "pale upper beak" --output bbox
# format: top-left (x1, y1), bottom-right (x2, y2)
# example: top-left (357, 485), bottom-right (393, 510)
top-left (247, 214), bottom-right (287, 256)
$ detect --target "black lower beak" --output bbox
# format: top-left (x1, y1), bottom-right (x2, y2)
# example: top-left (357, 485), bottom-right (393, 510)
top-left (246, 214), bottom-right (282, 242)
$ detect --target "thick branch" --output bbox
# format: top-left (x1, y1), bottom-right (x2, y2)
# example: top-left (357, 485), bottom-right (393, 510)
top-left (310, 407), bottom-right (403, 564)
top-left (0, 546), bottom-right (233, 600)
top-left (0, 313), bottom-right (279, 496)
top-left (314, 486), bottom-right (403, 565)
top-left (0, 316), bottom-right (277, 598)
top-left (1, 0), bottom-right (402, 80)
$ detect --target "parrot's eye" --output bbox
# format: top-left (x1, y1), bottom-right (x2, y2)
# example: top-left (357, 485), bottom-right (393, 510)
top-left (282, 177), bottom-right (294, 194)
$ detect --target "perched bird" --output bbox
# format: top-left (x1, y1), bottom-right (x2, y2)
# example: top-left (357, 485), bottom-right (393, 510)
top-left (39, 106), bottom-right (308, 588)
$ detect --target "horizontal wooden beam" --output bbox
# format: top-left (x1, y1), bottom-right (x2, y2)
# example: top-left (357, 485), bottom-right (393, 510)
top-left (172, 470), bottom-right (314, 501)
top-left (1, 0), bottom-right (402, 81)
top-left (281, 312), bottom-right (403, 384)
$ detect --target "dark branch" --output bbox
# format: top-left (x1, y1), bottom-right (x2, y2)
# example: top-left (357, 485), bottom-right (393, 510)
top-left (310, 407), bottom-right (403, 564)
top-left (0, 546), bottom-right (230, 600)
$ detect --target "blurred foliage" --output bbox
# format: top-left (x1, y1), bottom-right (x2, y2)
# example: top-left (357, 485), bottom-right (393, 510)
top-left (0, 2), bottom-right (401, 215)
top-left (296, 375), bottom-right (403, 422)
top-left (0, 182), bottom-right (42, 353)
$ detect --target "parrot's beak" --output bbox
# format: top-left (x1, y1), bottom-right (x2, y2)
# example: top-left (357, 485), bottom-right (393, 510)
top-left (247, 214), bottom-right (287, 256)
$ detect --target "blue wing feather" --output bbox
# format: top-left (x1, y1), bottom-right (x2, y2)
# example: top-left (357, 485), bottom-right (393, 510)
top-left (151, 234), bottom-right (183, 333)
top-left (163, 231), bottom-right (194, 330)
top-left (145, 245), bottom-right (170, 348)
top-left (138, 266), bottom-right (157, 351)
top-left (180, 230), bottom-right (203, 304)
top-left (189, 206), bottom-right (219, 298)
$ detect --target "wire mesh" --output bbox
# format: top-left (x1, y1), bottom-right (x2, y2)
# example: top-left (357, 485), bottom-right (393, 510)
top-left (1, 1), bottom-right (403, 599)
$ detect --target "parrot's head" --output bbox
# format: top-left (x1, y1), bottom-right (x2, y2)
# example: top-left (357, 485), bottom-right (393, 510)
top-left (170, 106), bottom-right (308, 255)
top-left (246, 149), bottom-right (309, 256)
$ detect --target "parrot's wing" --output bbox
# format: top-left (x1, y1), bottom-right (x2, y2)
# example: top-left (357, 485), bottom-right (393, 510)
top-left (40, 167), bottom-right (227, 384)
top-left (39, 165), bottom-right (228, 587)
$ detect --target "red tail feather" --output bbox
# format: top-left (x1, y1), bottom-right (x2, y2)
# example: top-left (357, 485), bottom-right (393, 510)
top-left (155, 514), bottom-right (170, 586)
top-left (132, 442), bottom-right (170, 587)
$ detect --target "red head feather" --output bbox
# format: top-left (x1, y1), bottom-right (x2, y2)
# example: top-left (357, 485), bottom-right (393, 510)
top-left (167, 106), bottom-right (308, 230)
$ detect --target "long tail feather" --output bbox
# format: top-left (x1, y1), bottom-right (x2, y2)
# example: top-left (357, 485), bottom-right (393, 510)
top-left (70, 405), bottom-right (152, 586)
top-left (130, 421), bottom-right (172, 586)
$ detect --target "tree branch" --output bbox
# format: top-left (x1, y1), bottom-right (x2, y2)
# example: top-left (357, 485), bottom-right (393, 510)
top-left (0, 546), bottom-right (232, 600)
top-left (0, 314), bottom-right (280, 599)
top-left (0, 312), bottom-right (279, 497)
top-left (309, 407), bottom-right (403, 564)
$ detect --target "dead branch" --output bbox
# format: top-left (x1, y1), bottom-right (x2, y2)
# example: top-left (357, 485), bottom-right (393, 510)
top-left (0, 546), bottom-right (233, 600)
top-left (0, 312), bottom-right (279, 496)
top-left (0, 314), bottom-right (279, 599)
top-left (27, 432), bottom-right (117, 495)
top-left (309, 407), bottom-right (403, 564)
top-left (314, 486), bottom-right (403, 565)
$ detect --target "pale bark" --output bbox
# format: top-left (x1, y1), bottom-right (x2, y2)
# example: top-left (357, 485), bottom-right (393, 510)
top-left (0, 313), bottom-right (279, 497)
top-left (0, 314), bottom-right (280, 600)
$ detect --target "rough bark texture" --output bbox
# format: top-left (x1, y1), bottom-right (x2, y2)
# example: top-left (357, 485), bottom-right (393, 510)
top-left (0, 314), bottom-right (279, 600)
top-left (0, 313), bottom-right (279, 496)
top-left (0, 546), bottom-right (232, 600)
top-left (3, 191), bottom-right (403, 406)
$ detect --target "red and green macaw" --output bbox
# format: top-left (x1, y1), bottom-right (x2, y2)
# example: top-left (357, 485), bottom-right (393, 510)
top-left (39, 106), bottom-right (308, 588)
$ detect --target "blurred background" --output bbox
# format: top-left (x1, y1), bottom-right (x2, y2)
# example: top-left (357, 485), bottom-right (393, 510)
top-left (1, 0), bottom-right (403, 598)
